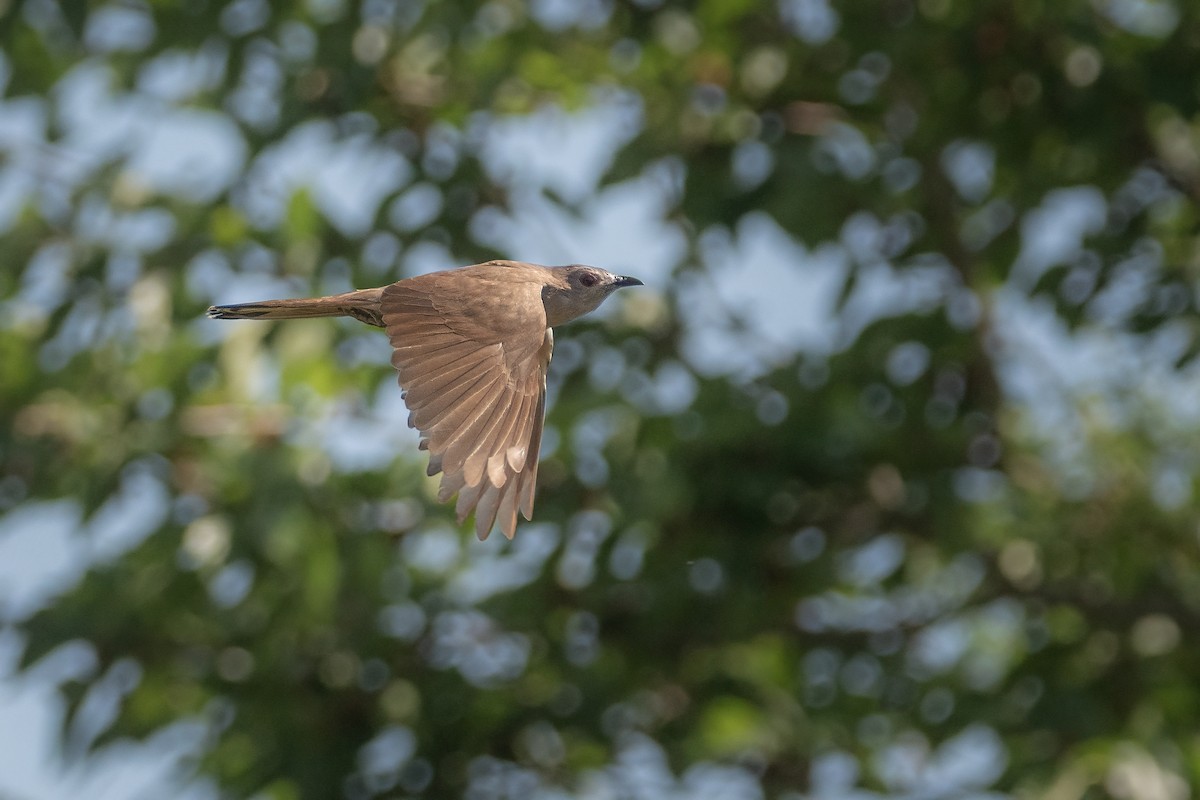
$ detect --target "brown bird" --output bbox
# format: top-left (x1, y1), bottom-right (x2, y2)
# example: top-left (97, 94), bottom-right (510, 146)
top-left (207, 260), bottom-right (643, 539)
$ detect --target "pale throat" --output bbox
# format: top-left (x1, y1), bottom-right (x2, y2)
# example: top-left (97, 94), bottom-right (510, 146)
top-left (542, 286), bottom-right (608, 327)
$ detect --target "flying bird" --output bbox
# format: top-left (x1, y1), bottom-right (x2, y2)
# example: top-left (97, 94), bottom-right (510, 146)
top-left (207, 260), bottom-right (643, 539)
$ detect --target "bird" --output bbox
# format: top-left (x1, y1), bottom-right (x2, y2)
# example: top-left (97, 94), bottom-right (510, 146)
top-left (207, 260), bottom-right (643, 540)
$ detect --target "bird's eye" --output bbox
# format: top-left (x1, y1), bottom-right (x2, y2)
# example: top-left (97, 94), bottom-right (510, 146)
top-left (580, 273), bottom-right (598, 287)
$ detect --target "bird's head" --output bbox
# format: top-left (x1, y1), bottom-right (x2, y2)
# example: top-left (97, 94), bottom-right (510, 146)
top-left (542, 265), bottom-right (643, 327)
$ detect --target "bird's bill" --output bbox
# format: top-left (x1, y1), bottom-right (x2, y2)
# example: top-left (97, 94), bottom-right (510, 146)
top-left (613, 275), bottom-right (644, 287)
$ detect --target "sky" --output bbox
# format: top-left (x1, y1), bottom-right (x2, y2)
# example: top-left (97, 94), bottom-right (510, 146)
top-left (2, 12), bottom-right (1199, 798)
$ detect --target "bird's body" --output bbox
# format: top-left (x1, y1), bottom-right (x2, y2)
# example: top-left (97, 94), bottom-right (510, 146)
top-left (207, 260), bottom-right (642, 539)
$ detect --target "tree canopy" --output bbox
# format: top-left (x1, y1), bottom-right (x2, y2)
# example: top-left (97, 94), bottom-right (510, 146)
top-left (3, 0), bottom-right (1200, 797)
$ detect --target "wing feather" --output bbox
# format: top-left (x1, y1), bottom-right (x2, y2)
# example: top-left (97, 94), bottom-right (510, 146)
top-left (382, 279), bottom-right (551, 539)
top-left (495, 481), bottom-right (521, 540)
top-left (403, 350), bottom-right (496, 405)
top-left (389, 338), bottom-right (476, 370)
top-left (404, 356), bottom-right (487, 410)
top-left (438, 470), bottom-right (465, 503)
top-left (482, 388), bottom-right (531, 487)
top-left (440, 386), bottom-right (512, 482)
top-left (503, 377), bottom-right (539, 473)
top-left (396, 342), bottom-right (489, 380)
top-left (519, 391), bottom-right (547, 520)
top-left (422, 374), bottom-right (504, 446)
top-left (390, 332), bottom-right (462, 352)
top-left (407, 369), bottom-right (495, 431)
top-left (473, 482), bottom-right (504, 539)
top-left (455, 479), bottom-right (487, 521)
top-left (450, 390), bottom-right (516, 488)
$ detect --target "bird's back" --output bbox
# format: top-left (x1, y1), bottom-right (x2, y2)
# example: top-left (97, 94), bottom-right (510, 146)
top-left (402, 260), bottom-right (562, 292)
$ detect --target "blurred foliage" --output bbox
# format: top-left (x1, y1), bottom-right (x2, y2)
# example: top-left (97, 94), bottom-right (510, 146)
top-left (3, 0), bottom-right (1200, 798)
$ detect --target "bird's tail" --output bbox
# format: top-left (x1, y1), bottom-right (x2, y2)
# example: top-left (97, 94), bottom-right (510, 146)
top-left (207, 288), bottom-right (385, 327)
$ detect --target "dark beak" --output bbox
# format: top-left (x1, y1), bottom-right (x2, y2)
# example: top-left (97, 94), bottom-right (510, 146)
top-left (614, 275), bottom-right (644, 287)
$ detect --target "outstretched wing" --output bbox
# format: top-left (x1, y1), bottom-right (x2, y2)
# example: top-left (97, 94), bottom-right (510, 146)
top-left (381, 276), bottom-right (551, 539)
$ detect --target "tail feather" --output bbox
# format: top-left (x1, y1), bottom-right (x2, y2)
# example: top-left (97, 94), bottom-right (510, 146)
top-left (207, 288), bottom-right (385, 327)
